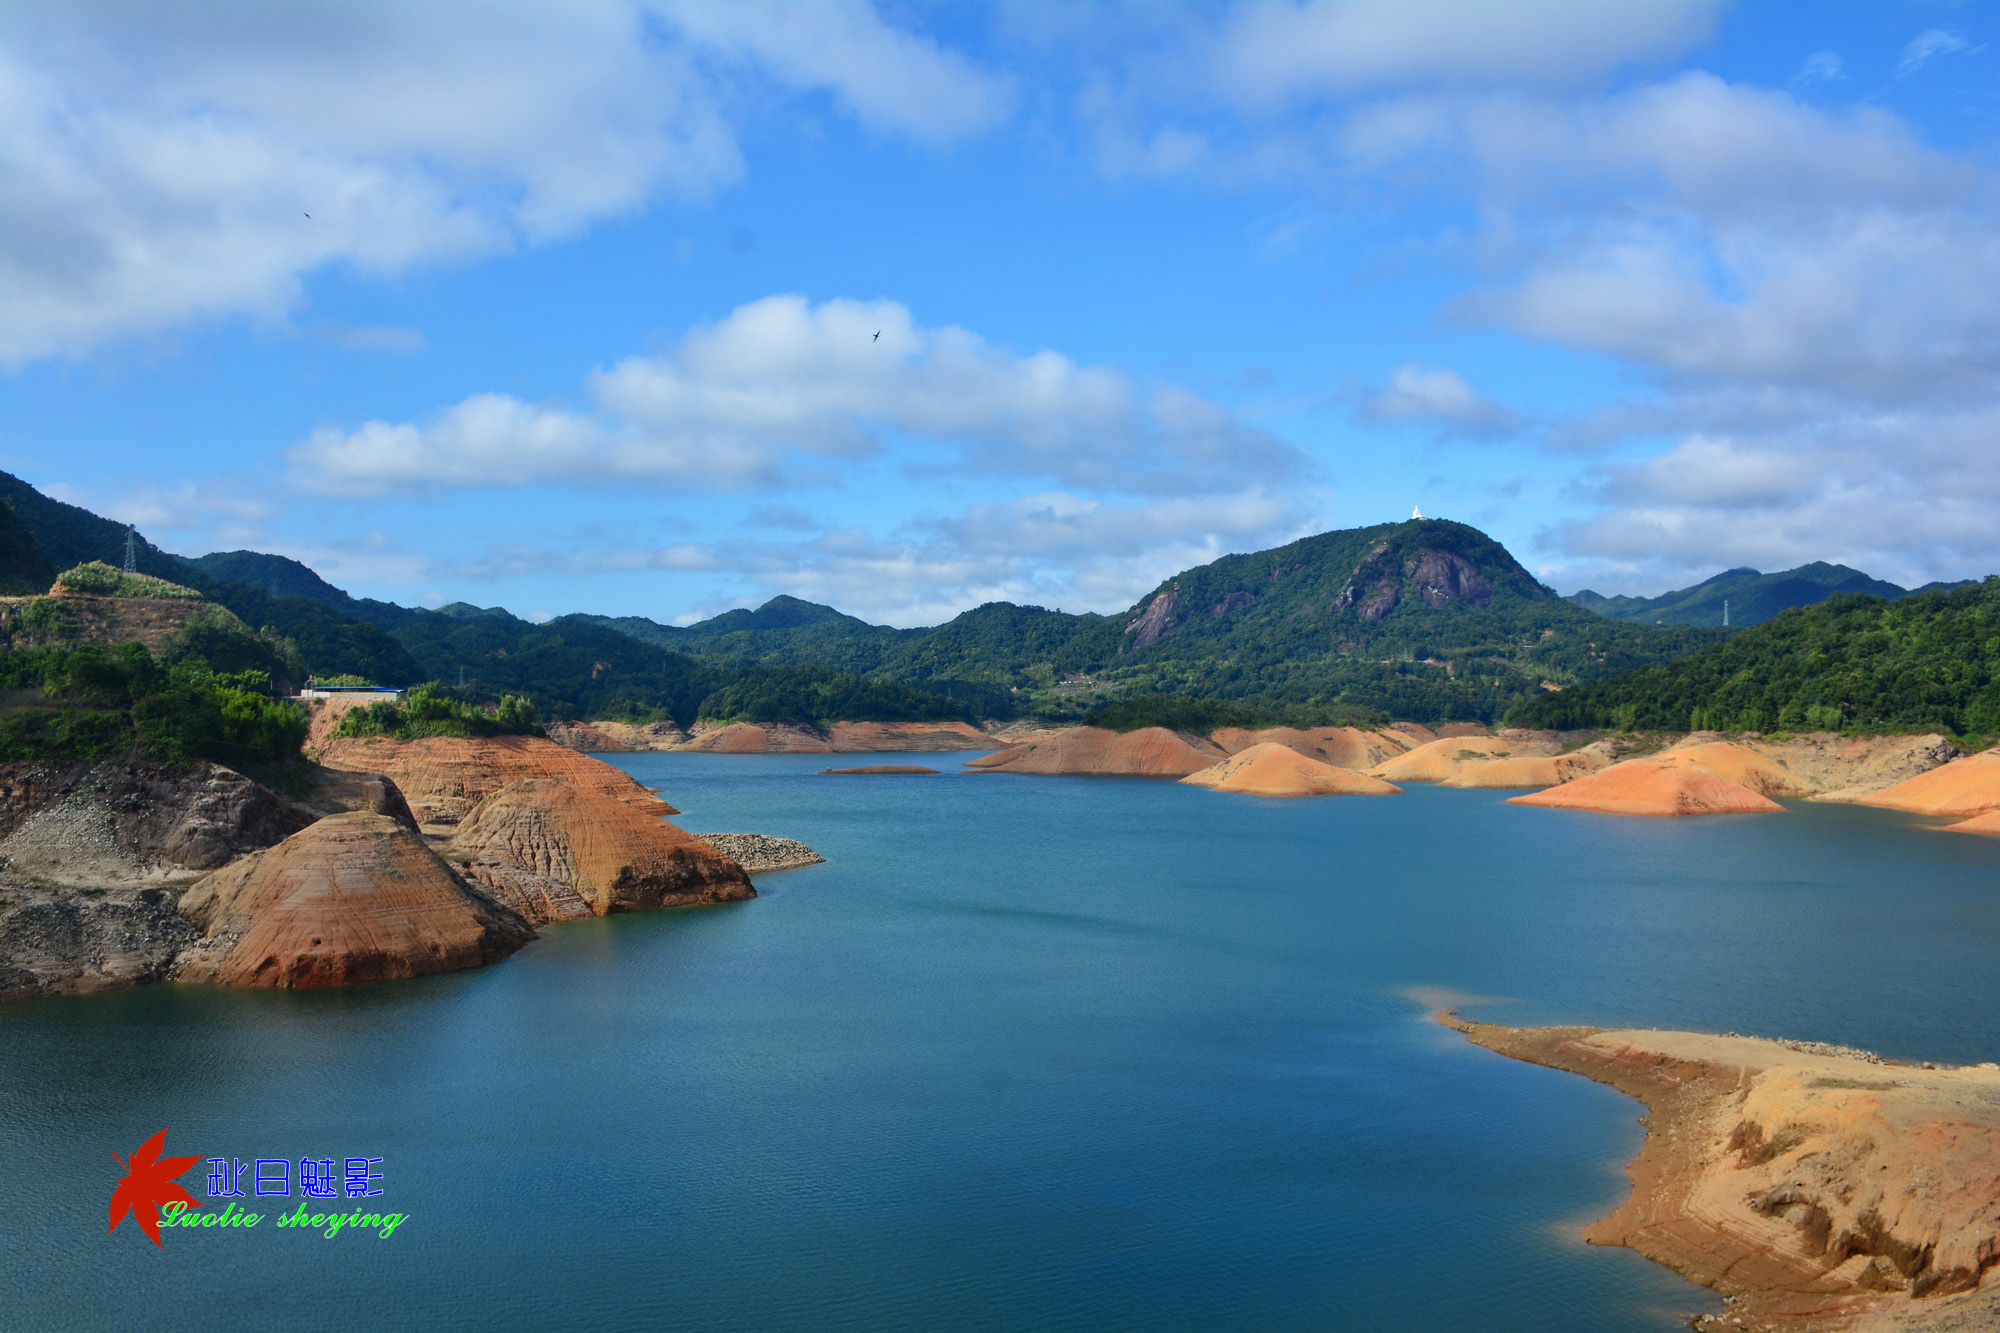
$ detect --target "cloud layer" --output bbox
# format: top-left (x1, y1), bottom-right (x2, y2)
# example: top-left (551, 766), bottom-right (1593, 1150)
top-left (291, 294), bottom-right (1307, 498)
top-left (0, 0), bottom-right (1005, 363)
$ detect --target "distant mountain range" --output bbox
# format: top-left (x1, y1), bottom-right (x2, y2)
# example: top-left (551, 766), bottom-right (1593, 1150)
top-left (3, 469), bottom-right (1983, 727)
top-left (1568, 562), bottom-right (1976, 628)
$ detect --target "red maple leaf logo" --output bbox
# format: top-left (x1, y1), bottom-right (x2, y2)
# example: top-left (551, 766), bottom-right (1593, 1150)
top-left (109, 1128), bottom-right (203, 1246)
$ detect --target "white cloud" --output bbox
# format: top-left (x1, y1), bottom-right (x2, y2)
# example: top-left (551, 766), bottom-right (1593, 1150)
top-left (1213, 0), bottom-right (1718, 106)
top-left (1895, 29), bottom-right (1970, 79)
top-left (1356, 362), bottom-right (1522, 437)
top-left (290, 295), bottom-right (1309, 497)
top-left (0, 1), bottom-right (1004, 364)
top-left (1791, 50), bottom-right (1844, 89)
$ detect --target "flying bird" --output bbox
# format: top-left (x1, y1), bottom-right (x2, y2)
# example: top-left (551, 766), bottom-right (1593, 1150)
top-left (872, 331), bottom-right (880, 341)
top-left (303, 213), bottom-right (311, 218)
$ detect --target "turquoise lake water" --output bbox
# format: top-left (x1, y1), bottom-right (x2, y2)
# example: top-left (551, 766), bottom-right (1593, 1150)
top-left (6, 753), bottom-right (2000, 1330)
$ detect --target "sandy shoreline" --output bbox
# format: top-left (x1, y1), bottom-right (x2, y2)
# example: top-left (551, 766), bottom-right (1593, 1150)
top-left (1439, 1012), bottom-right (2000, 1332)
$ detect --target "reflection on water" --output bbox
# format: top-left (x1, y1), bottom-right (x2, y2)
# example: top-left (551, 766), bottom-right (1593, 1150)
top-left (6, 754), bottom-right (1997, 1330)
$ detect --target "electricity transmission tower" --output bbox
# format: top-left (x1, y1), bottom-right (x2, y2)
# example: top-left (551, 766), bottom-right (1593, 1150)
top-left (123, 525), bottom-right (137, 573)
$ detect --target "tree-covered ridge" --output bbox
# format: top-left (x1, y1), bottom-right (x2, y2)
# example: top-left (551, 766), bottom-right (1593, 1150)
top-left (1568, 562), bottom-right (1919, 628)
top-left (694, 666), bottom-right (975, 727)
top-left (1507, 579), bottom-right (2000, 740)
top-left (0, 472), bottom-right (425, 686)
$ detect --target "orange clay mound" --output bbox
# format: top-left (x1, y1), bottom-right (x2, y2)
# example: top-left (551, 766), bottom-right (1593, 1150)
top-left (1507, 756), bottom-right (1783, 816)
top-left (963, 726), bottom-right (1223, 777)
top-left (445, 778), bottom-right (752, 924)
top-left (1371, 735), bottom-right (1553, 783)
top-left (1441, 753), bottom-right (1581, 789)
top-left (1180, 742), bottom-right (1403, 797)
top-left (315, 734), bottom-right (676, 829)
top-left (1849, 748), bottom-right (2000, 818)
top-left (1939, 808), bottom-right (2000, 837)
top-left (1659, 739), bottom-right (1815, 798)
top-left (175, 812), bottom-right (534, 987)
top-left (680, 722), bottom-right (834, 753)
top-left (1209, 725), bottom-right (1413, 769)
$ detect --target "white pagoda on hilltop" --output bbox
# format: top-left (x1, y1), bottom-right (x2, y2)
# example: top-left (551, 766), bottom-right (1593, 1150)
top-left (1411, 504), bottom-right (1425, 520)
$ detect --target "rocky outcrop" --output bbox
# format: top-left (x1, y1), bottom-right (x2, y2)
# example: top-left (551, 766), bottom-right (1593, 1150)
top-left (315, 734), bottom-right (676, 829)
top-left (1445, 1014), bottom-right (2000, 1332)
top-left (543, 719), bottom-right (690, 753)
top-left (0, 758), bottom-right (311, 886)
top-left (1507, 755), bottom-right (1785, 816)
top-left (1844, 748), bottom-right (2000, 819)
top-left (175, 812), bottom-right (534, 988)
top-left (1335, 544), bottom-right (1493, 622)
top-left (1210, 725), bottom-right (1415, 769)
top-left (687, 834), bottom-right (824, 873)
top-left (963, 726), bottom-right (1225, 777)
top-left (443, 778), bottom-right (752, 925)
top-left (286, 764), bottom-right (420, 831)
top-left (1123, 586), bottom-right (1180, 649)
top-left (820, 765), bottom-right (940, 774)
top-left (1180, 742), bottom-right (1402, 797)
top-left (0, 881), bottom-right (197, 1001)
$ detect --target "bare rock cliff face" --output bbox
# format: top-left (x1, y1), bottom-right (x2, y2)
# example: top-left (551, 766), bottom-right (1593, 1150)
top-left (0, 759), bottom-right (311, 887)
top-left (175, 811), bottom-right (534, 988)
top-left (444, 777), bottom-right (752, 925)
top-left (1335, 544), bottom-right (1494, 622)
top-left (1123, 587), bottom-right (1181, 649)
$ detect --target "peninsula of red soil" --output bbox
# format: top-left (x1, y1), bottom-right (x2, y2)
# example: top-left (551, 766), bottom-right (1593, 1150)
top-left (444, 777), bottom-right (751, 925)
top-left (1443, 1013), bottom-right (2000, 1332)
top-left (1847, 749), bottom-right (2000, 819)
top-left (962, 726), bottom-right (1224, 777)
top-left (1507, 754), bottom-right (1785, 816)
top-left (175, 811), bottom-right (534, 987)
top-left (1180, 742), bottom-right (1402, 797)
top-left (1208, 725), bottom-right (1414, 770)
top-left (314, 734), bottom-right (677, 829)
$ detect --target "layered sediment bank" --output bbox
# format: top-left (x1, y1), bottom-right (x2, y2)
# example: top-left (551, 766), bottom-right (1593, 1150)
top-left (1443, 1013), bottom-right (2000, 1332)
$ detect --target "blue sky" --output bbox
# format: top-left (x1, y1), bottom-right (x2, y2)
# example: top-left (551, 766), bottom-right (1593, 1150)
top-left (3, 1), bottom-right (1998, 625)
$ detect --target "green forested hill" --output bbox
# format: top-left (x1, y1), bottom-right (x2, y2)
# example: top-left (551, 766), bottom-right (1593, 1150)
top-left (1569, 562), bottom-right (1917, 628)
top-left (0, 474), bottom-right (425, 684)
top-left (1509, 580), bottom-right (2000, 738)
top-left (582, 519), bottom-right (1723, 722)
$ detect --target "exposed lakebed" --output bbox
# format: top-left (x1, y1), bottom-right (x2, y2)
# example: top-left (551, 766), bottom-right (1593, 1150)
top-left (5, 752), bottom-right (1999, 1330)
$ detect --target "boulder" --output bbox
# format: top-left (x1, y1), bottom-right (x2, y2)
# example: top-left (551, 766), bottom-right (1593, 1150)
top-left (1181, 742), bottom-right (1402, 797)
top-left (1506, 756), bottom-right (1784, 816)
top-left (962, 726), bottom-right (1224, 777)
top-left (174, 812), bottom-right (534, 988)
top-left (444, 778), bottom-right (753, 925)
top-left (1846, 748), bottom-right (2000, 819)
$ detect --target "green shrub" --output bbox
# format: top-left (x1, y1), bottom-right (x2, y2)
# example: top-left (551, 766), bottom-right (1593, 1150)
top-left (53, 560), bottom-right (202, 599)
top-left (329, 682), bottom-right (542, 741)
